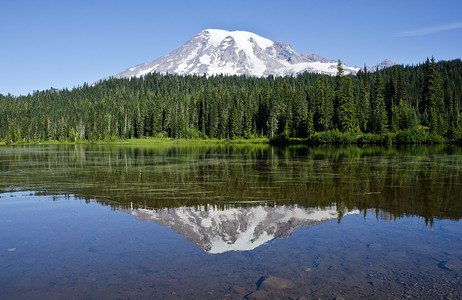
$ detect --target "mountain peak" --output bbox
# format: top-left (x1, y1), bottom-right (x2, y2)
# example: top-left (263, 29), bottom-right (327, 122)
top-left (110, 29), bottom-right (360, 80)
top-left (366, 59), bottom-right (397, 72)
top-left (198, 29), bottom-right (274, 48)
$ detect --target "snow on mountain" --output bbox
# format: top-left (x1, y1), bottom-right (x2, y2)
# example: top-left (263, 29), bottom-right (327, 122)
top-left (127, 204), bottom-right (359, 254)
top-left (110, 29), bottom-right (361, 80)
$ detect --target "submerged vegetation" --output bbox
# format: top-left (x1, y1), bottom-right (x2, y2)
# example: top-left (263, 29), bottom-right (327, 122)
top-left (1, 58), bottom-right (461, 144)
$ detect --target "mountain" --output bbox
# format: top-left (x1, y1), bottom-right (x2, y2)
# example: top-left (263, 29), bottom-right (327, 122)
top-left (366, 59), bottom-right (396, 72)
top-left (126, 205), bottom-right (359, 254)
top-left (110, 29), bottom-right (363, 79)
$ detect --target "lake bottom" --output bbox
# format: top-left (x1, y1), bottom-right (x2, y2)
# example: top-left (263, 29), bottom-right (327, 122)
top-left (1, 192), bottom-right (461, 299)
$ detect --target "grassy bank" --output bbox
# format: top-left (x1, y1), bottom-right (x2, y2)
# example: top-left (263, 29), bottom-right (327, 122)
top-left (3, 128), bottom-right (460, 146)
top-left (269, 128), bottom-right (452, 145)
top-left (112, 137), bottom-right (269, 145)
top-left (1, 137), bottom-right (270, 146)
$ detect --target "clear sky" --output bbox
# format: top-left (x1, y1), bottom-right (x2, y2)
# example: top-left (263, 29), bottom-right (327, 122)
top-left (1, 0), bottom-right (461, 96)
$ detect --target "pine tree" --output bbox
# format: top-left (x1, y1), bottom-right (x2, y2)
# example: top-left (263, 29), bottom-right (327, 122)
top-left (358, 66), bottom-right (370, 132)
top-left (243, 107), bottom-right (253, 138)
top-left (390, 105), bottom-right (399, 132)
top-left (397, 98), bottom-right (410, 129)
top-left (333, 60), bottom-right (344, 128)
top-left (335, 60), bottom-right (344, 91)
top-left (429, 108), bottom-right (438, 134)
top-left (396, 68), bottom-right (406, 106)
top-left (338, 76), bottom-right (358, 132)
top-left (307, 111), bottom-right (314, 136)
top-left (207, 99), bottom-right (219, 138)
top-left (292, 92), bottom-right (307, 137)
top-left (229, 105), bottom-right (241, 138)
top-left (408, 107), bottom-right (420, 128)
top-left (384, 70), bottom-right (397, 131)
top-left (314, 76), bottom-right (333, 132)
top-left (421, 57), bottom-right (445, 134)
top-left (371, 69), bottom-right (388, 133)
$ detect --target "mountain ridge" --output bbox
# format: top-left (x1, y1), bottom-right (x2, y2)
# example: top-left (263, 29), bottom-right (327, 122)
top-left (107, 29), bottom-right (394, 81)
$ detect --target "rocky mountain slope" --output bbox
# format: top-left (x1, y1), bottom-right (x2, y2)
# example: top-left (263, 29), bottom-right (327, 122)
top-left (111, 29), bottom-right (365, 79)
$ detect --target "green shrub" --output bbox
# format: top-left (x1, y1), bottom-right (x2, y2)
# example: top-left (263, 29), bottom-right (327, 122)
top-left (358, 132), bottom-right (396, 145)
top-left (396, 128), bottom-right (446, 144)
top-left (308, 130), bottom-right (358, 145)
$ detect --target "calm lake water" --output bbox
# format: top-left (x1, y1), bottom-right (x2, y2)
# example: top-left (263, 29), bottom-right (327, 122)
top-left (0, 144), bottom-right (461, 299)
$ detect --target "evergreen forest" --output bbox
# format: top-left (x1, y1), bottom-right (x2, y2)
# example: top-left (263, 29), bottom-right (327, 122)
top-left (1, 58), bottom-right (461, 144)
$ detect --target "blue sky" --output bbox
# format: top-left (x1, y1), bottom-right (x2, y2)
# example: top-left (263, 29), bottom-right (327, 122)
top-left (1, 0), bottom-right (461, 96)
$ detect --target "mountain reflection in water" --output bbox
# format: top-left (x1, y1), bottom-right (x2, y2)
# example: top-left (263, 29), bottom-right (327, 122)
top-left (128, 205), bottom-right (359, 253)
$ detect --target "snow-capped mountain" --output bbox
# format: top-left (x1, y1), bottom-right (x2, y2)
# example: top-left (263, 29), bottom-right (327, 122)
top-left (127, 204), bottom-right (359, 254)
top-left (111, 29), bottom-right (362, 79)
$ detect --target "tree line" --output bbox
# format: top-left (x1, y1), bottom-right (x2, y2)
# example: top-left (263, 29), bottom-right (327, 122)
top-left (1, 58), bottom-right (461, 143)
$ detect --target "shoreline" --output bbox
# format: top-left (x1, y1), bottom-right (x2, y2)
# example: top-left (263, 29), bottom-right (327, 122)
top-left (0, 137), bottom-right (270, 146)
top-left (1, 128), bottom-right (461, 146)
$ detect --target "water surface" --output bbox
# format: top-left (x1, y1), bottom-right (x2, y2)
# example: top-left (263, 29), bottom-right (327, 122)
top-left (1, 144), bottom-right (461, 299)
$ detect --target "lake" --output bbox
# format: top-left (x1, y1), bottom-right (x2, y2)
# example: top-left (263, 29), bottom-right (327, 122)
top-left (1, 144), bottom-right (461, 299)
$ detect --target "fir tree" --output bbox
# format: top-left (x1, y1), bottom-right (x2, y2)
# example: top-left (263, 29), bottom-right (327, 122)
top-left (338, 76), bottom-right (358, 132)
top-left (314, 76), bottom-right (333, 132)
top-left (371, 68), bottom-right (388, 133)
top-left (358, 66), bottom-right (370, 132)
top-left (421, 57), bottom-right (445, 134)
top-left (307, 111), bottom-right (314, 136)
top-left (335, 59), bottom-right (344, 90)
top-left (397, 98), bottom-right (410, 129)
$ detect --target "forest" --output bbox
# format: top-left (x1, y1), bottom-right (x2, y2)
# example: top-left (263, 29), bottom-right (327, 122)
top-left (1, 58), bottom-right (461, 144)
